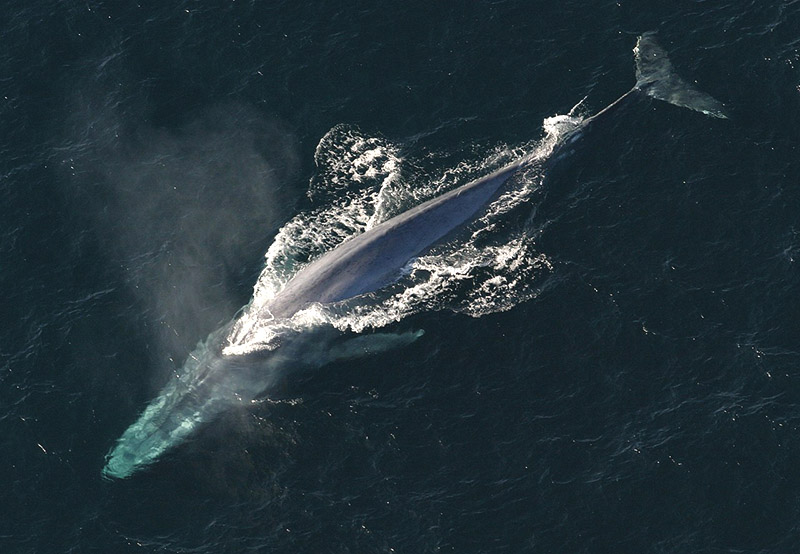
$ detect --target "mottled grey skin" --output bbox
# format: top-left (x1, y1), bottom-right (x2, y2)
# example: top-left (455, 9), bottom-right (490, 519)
top-left (265, 161), bottom-right (526, 318)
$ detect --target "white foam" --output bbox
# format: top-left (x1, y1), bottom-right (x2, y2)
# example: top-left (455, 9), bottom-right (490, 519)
top-left (225, 114), bottom-right (582, 354)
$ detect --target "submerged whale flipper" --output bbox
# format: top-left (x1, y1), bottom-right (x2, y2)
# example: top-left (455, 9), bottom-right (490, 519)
top-left (328, 330), bottom-right (425, 362)
top-left (633, 32), bottom-right (728, 119)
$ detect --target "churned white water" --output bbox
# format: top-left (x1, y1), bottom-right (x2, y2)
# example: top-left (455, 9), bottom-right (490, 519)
top-left (224, 114), bottom-right (581, 355)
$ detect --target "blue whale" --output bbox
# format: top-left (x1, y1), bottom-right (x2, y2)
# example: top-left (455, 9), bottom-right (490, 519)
top-left (103, 33), bottom-right (726, 479)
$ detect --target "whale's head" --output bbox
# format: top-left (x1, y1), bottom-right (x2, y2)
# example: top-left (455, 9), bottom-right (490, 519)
top-left (102, 345), bottom-right (236, 479)
top-left (102, 320), bottom-right (409, 479)
top-left (102, 326), bottom-right (292, 479)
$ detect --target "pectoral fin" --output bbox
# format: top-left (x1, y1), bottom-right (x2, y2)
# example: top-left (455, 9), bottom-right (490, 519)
top-left (328, 329), bottom-right (425, 361)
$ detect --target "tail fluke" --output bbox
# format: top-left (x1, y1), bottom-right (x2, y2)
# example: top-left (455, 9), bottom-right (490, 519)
top-left (633, 32), bottom-right (728, 119)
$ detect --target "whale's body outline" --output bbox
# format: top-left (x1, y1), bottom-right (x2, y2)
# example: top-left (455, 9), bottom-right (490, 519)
top-left (103, 33), bottom-right (727, 479)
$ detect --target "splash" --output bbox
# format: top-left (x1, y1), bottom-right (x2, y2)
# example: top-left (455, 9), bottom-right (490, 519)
top-left (224, 115), bottom-right (581, 356)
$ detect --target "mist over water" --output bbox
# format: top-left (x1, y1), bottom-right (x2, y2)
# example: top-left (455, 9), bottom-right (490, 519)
top-left (3, 1), bottom-right (800, 553)
top-left (63, 98), bottom-right (299, 362)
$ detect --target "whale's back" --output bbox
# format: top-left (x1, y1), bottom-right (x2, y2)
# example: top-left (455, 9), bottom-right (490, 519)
top-left (266, 161), bottom-right (523, 318)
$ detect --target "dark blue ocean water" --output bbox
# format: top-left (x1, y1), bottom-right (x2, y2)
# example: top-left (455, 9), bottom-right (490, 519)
top-left (3, 1), bottom-right (800, 552)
